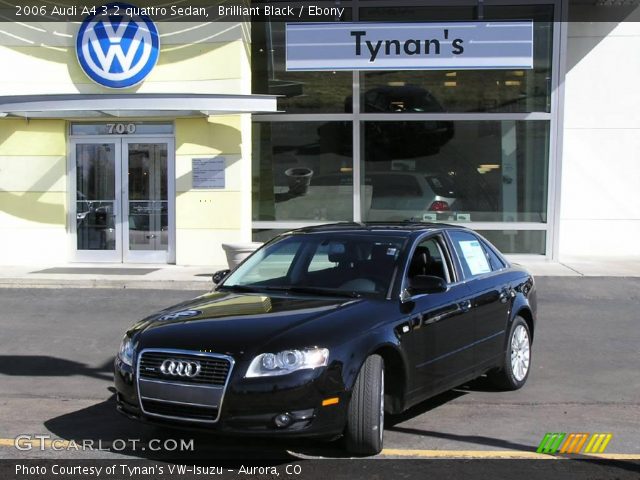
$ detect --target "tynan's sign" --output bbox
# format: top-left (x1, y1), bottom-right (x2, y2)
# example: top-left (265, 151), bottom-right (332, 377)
top-left (286, 22), bottom-right (534, 71)
top-left (76, 2), bottom-right (160, 88)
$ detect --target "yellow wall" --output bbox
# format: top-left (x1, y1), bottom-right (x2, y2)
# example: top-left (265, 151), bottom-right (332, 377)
top-left (0, 19), bottom-right (252, 265)
top-left (0, 119), bottom-right (68, 263)
top-left (175, 116), bottom-right (252, 266)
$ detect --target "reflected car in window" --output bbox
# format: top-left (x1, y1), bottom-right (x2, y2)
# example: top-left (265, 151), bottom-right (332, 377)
top-left (311, 171), bottom-right (459, 220)
top-left (114, 223), bottom-right (536, 455)
top-left (318, 85), bottom-right (455, 159)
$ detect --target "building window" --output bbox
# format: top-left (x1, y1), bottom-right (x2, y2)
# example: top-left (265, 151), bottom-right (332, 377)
top-left (251, 16), bottom-right (353, 114)
top-left (252, 122), bottom-right (353, 221)
top-left (361, 120), bottom-right (549, 223)
top-left (251, 1), bottom-right (557, 255)
top-left (360, 4), bottom-right (553, 113)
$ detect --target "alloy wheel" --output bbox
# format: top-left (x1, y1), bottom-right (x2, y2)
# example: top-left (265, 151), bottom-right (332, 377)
top-left (510, 324), bottom-right (530, 381)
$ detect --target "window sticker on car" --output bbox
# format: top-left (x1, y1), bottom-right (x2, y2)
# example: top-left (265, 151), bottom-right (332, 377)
top-left (386, 247), bottom-right (397, 256)
top-left (458, 240), bottom-right (491, 276)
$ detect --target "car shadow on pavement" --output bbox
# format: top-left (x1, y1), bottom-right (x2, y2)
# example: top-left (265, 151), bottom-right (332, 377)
top-left (456, 375), bottom-right (505, 393)
top-left (385, 378), bottom-right (534, 452)
top-left (0, 355), bottom-right (114, 381)
top-left (30, 358), bottom-right (520, 458)
top-left (43, 393), bottom-right (335, 461)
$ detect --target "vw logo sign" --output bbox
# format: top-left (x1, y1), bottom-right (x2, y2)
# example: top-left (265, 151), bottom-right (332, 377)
top-left (76, 2), bottom-right (160, 89)
top-left (160, 359), bottom-right (201, 378)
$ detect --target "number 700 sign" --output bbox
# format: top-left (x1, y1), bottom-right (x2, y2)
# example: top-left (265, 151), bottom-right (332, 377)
top-left (106, 123), bottom-right (137, 135)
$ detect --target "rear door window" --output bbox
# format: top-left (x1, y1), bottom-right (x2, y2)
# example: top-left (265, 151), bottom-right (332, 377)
top-left (481, 241), bottom-right (506, 271)
top-left (448, 231), bottom-right (492, 279)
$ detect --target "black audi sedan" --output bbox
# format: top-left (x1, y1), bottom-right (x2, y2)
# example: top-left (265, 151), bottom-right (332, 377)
top-left (115, 223), bottom-right (536, 455)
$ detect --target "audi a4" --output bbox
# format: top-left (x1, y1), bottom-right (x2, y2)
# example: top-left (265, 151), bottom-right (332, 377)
top-left (114, 223), bottom-right (536, 455)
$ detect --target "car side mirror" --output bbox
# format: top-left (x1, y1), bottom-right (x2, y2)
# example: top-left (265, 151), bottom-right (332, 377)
top-left (408, 275), bottom-right (447, 295)
top-left (212, 269), bottom-right (230, 285)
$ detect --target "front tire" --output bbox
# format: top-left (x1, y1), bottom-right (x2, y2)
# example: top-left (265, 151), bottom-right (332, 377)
top-left (488, 316), bottom-right (531, 390)
top-left (344, 354), bottom-right (384, 456)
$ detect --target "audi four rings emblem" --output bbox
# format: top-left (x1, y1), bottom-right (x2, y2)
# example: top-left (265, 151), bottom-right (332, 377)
top-left (160, 359), bottom-right (201, 377)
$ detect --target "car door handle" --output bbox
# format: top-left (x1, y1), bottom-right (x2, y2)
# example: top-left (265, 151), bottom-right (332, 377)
top-left (459, 300), bottom-right (472, 312)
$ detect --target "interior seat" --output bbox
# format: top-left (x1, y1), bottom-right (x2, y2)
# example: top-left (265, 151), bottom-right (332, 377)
top-left (408, 246), bottom-right (431, 278)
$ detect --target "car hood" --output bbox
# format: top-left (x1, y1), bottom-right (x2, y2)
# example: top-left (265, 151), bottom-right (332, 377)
top-left (131, 290), bottom-right (361, 357)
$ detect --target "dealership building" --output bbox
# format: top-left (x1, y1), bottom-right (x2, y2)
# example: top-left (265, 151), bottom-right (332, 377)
top-left (0, 1), bottom-right (638, 266)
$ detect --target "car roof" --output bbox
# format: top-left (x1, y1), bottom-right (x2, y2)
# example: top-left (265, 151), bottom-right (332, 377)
top-left (288, 222), bottom-right (467, 235)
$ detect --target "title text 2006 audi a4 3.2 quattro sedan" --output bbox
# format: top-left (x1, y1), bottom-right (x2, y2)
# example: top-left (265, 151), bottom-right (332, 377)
top-left (114, 223), bottom-right (536, 455)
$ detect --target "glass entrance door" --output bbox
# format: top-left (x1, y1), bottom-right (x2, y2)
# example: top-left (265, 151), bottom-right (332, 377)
top-left (71, 137), bottom-right (174, 263)
top-left (74, 141), bottom-right (121, 262)
top-left (123, 140), bottom-right (173, 263)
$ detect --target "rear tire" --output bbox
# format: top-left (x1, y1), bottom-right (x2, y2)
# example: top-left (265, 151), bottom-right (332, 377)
top-left (488, 316), bottom-right (531, 390)
top-left (344, 354), bottom-right (384, 456)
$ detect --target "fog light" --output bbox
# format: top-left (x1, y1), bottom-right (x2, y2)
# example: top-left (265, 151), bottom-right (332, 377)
top-left (274, 413), bottom-right (292, 428)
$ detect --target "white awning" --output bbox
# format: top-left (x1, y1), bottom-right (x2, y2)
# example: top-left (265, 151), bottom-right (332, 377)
top-left (0, 93), bottom-right (278, 119)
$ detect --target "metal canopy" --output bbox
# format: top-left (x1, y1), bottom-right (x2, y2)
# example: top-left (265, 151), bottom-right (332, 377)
top-left (0, 93), bottom-right (279, 119)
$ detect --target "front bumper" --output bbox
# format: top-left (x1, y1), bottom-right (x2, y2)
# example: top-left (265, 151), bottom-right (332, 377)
top-left (114, 352), bottom-right (349, 438)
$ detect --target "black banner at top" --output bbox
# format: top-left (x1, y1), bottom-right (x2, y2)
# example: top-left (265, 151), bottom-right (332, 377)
top-left (1, 1), bottom-right (639, 22)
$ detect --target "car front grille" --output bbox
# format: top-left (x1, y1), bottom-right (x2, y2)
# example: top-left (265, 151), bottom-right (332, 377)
top-left (141, 399), bottom-right (219, 421)
top-left (138, 351), bottom-right (231, 385)
top-left (137, 349), bottom-right (234, 424)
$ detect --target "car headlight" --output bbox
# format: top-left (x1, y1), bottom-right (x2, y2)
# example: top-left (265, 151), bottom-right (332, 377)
top-left (245, 348), bottom-right (329, 378)
top-left (117, 335), bottom-right (134, 367)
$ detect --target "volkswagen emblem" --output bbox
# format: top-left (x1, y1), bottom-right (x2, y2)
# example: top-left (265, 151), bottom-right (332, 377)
top-left (76, 2), bottom-right (160, 89)
top-left (160, 359), bottom-right (201, 378)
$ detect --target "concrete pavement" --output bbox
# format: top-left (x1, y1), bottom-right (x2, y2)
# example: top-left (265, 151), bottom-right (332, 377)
top-left (0, 264), bottom-right (224, 290)
top-left (1, 256), bottom-right (640, 290)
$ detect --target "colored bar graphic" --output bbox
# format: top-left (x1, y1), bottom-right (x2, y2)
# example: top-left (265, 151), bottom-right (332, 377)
top-left (560, 433), bottom-right (590, 454)
top-left (584, 433), bottom-right (613, 454)
top-left (537, 433), bottom-right (566, 454)
top-left (538, 432), bottom-right (613, 455)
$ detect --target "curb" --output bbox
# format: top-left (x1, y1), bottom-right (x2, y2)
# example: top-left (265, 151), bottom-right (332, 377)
top-left (0, 279), bottom-right (211, 290)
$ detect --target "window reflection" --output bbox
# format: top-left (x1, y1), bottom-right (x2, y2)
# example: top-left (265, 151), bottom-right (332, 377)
top-left (251, 13), bottom-right (353, 113)
top-left (478, 230), bottom-right (546, 255)
top-left (252, 122), bottom-right (354, 221)
top-left (127, 144), bottom-right (168, 251)
top-left (362, 121), bottom-right (549, 223)
top-left (76, 144), bottom-right (116, 251)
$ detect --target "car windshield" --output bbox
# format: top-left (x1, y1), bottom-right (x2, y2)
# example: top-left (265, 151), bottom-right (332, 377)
top-left (221, 233), bottom-right (407, 297)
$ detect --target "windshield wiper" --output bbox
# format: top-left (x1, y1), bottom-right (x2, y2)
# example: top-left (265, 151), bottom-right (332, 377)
top-left (218, 284), bottom-right (294, 294)
top-left (217, 284), bottom-right (263, 293)
top-left (219, 284), bottom-right (361, 298)
top-left (284, 286), bottom-right (361, 298)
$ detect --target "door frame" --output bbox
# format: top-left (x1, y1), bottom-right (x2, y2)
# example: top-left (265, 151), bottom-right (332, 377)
top-left (68, 135), bottom-right (175, 264)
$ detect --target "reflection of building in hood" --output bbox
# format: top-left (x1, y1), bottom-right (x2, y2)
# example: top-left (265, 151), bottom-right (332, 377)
top-left (190, 295), bottom-right (274, 318)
